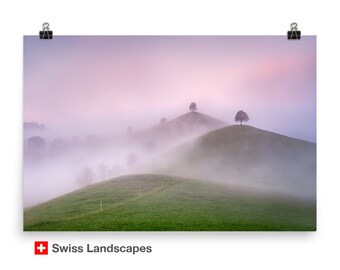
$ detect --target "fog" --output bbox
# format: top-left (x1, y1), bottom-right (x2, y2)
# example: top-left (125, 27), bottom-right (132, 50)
top-left (23, 36), bottom-right (316, 206)
top-left (23, 111), bottom-right (225, 207)
top-left (24, 36), bottom-right (316, 143)
top-left (143, 125), bottom-right (316, 201)
top-left (23, 111), bottom-right (316, 207)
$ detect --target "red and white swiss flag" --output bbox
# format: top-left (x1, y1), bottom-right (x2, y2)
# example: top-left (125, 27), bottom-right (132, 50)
top-left (34, 241), bottom-right (48, 255)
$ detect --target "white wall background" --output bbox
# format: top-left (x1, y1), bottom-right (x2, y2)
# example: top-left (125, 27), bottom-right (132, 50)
top-left (0, 0), bottom-right (339, 269)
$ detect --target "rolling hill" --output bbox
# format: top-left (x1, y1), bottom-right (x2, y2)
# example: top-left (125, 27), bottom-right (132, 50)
top-left (24, 125), bottom-right (316, 231)
top-left (164, 111), bottom-right (226, 133)
top-left (24, 174), bottom-right (316, 231)
top-left (148, 125), bottom-right (316, 200)
top-left (132, 111), bottom-right (227, 150)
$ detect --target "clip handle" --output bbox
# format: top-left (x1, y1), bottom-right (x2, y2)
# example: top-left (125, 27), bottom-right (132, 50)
top-left (290, 22), bottom-right (298, 31)
top-left (287, 22), bottom-right (301, 40)
top-left (39, 22), bottom-right (53, 39)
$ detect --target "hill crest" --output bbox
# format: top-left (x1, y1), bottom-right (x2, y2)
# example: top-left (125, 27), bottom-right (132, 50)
top-left (132, 111), bottom-right (227, 150)
top-left (149, 125), bottom-right (316, 200)
top-left (165, 111), bottom-right (226, 129)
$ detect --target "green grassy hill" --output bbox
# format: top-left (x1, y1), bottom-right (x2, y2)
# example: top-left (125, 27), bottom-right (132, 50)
top-left (24, 174), bottom-right (316, 231)
top-left (150, 125), bottom-right (316, 200)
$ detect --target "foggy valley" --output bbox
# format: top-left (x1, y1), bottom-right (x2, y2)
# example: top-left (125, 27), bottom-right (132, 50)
top-left (23, 36), bottom-right (316, 231)
top-left (23, 106), bottom-right (316, 207)
top-left (23, 107), bottom-right (228, 207)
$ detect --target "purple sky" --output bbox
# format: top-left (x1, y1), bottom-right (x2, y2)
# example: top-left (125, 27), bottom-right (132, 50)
top-left (24, 36), bottom-right (316, 142)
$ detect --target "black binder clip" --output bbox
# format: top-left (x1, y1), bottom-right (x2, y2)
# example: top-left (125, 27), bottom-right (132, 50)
top-left (287, 22), bottom-right (301, 40)
top-left (39, 22), bottom-right (53, 39)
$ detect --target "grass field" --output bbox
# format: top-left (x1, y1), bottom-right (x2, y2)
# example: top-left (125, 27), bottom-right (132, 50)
top-left (24, 174), bottom-right (316, 231)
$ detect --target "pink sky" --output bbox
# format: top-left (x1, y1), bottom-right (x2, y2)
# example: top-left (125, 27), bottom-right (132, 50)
top-left (24, 36), bottom-right (316, 141)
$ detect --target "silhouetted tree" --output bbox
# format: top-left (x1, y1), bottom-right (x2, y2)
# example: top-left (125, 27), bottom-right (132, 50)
top-left (235, 110), bottom-right (249, 125)
top-left (160, 117), bottom-right (167, 126)
top-left (189, 102), bottom-right (197, 112)
top-left (27, 136), bottom-right (46, 150)
top-left (25, 136), bottom-right (46, 160)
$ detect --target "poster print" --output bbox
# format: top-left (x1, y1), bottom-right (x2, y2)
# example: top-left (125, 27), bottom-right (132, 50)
top-left (23, 36), bottom-right (316, 231)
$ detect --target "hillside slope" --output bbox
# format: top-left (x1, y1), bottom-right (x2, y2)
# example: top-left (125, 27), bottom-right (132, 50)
top-left (24, 174), bottom-right (315, 231)
top-left (132, 111), bottom-right (227, 150)
top-left (165, 111), bottom-right (226, 132)
top-left (150, 125), bottom-right (316, 200)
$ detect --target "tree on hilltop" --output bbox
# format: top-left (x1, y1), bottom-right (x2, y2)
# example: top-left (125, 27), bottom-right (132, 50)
top-left (189, 102), bottom-right (197, 112)
top-left (235, 110), bottom-right (249, 125)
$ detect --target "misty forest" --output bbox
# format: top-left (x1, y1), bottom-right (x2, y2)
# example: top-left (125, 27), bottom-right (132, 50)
top-left (23, 103), bottom-right (316, 231)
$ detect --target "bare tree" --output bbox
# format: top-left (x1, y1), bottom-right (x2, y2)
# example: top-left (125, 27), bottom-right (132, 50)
top-left (235, 110), bottom-right (249, 125)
